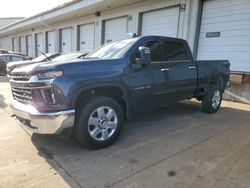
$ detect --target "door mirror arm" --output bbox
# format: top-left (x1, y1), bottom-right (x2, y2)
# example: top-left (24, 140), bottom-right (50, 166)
top-left (138, 46), bottom-right (151, 66)
top-left (131, 46), bottom-right (151, 71)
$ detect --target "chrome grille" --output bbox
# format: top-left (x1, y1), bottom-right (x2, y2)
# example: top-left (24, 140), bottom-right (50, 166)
top-left (10, 74), bottom-right (32, 81)
top-left (12, 87), bottom-right (33, 104)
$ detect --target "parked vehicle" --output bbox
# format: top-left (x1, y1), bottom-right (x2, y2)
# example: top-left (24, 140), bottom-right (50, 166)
top-left (7, 51), bottom-right (29, 57)
top-left (0, 54), bottom-right (31, 75)
top-left (6, 52), bottom-right (88, 76)
top-left (6, 53), bottom-right (61, 76)
top-left (9, 36), bottom-right (230, 149)
top-left (0, 49), bottom-right (9, 54)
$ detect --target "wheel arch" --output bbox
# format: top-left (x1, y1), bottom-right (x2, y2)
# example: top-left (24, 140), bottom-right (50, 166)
top-left (70, 83), bottom-right (133, 120)
top-left (207, 74), bottom-right (225, 91)
top-left (196, 73), bottom-right (226, 99)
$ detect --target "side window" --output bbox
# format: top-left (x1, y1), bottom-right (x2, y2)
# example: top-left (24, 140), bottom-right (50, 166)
top-left (161, 41), bottom-right (188, 61)
top-left (3, 56), bottom-right (11, 63)
top-left (12, 56), bottom-right (23, 62)
top-left (130, 40), bottom-right (163, 63)
top-left (144, 41), bottom-right (162, 62)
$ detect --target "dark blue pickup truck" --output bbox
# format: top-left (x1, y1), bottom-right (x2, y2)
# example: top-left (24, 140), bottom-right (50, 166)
top-left (9, 36), bottom-right (230, 149)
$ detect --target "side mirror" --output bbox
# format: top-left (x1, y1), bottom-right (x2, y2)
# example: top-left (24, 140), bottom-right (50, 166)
top-left (135, 46), bottom-right (151, 66)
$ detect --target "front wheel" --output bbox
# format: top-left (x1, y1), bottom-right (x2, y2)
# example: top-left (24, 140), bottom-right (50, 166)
top-left (75, 96), bottom-right (123, 149)
top-left (201, 85), bottom-right (222, 113)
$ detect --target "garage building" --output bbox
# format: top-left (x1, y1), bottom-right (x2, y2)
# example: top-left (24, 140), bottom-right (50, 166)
top-left (0, 0), bottom-right (249, 103)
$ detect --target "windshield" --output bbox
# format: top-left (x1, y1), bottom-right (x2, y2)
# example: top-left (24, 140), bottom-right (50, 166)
top-left (52, 53), bottom-right (82, 61)
top-left (85, 38), bottom-right (138, 59)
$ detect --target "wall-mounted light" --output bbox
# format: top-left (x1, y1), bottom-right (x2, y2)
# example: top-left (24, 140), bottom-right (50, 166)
top-left (95, 11), bottom-right (101, 17)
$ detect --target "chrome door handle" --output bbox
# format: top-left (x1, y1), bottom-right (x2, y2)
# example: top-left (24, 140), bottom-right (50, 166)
top-left (189, 66), bottom-right (196, 70)
top-left (161, 68), bottom-right (170, 72)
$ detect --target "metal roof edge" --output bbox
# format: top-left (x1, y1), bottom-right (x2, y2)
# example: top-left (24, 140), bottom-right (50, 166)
top-left (0, 17), bottom-right (25, 19)
top-left (0, 0), bottom-right (102, 34)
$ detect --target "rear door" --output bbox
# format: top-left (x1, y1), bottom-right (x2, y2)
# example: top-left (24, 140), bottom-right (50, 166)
top-left (161, 40), bottom-right (197, 100)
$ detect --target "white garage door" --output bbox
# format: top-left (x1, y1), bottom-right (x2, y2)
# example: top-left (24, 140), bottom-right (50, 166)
top-left (104, 17), bottom-right (128, 43)
top-left (12, 38), bottom-right (17, 51)
top-left (47, 31), bottom-right (56, 53)
top-left (26, 35), bottom-right (33, 57)
top-left (141, 7), bottom-right (180, 37)
top-left (79, 23), bottom-right (95, 52)
top-left (19, 36), bottom-right (25, 54)
top-left (197, 0), bottom-right (250, 72)
top-left (36, 33), bottom-right (43, 56)
top-left (61, 28), bottom-right (72, 53)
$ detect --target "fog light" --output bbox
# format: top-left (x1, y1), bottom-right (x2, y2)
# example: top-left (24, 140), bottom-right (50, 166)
top-left (40, 88), bottom-right (56, 104)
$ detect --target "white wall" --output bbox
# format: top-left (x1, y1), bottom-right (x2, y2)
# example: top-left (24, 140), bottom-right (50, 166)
top-left (0, 36), bottom-right (12, 50)
top-left (0, 0), bottom-right (199, 57)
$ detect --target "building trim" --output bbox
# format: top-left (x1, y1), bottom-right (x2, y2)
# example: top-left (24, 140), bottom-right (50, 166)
top-left (193, 0), bottom-right (203, 60)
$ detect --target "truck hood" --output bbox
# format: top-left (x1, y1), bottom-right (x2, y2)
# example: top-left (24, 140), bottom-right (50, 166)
top-left (10, 58), bottom-right (124, 75)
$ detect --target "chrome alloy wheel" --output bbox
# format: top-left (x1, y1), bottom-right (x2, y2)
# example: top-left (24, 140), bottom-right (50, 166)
top-left (212, 90), bottom-right (221, 109)
top-left (87, 106), bottom-right (118, 141)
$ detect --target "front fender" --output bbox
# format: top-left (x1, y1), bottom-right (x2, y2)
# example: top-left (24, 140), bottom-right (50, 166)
top-left (68, 81), bottom-right (134, 118)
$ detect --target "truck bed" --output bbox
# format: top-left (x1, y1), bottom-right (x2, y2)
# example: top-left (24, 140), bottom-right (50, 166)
top-left (196, 60), bottom-right (230, 91)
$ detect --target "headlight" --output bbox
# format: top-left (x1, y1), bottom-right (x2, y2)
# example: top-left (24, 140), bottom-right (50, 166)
top-left (37, 70), bottom-right (63, 79)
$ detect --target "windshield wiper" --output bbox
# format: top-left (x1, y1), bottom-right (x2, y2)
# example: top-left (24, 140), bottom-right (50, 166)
top-left (84, 56), bottom-right (101, 59)
top-left (35, 48), bottom-right (51, 61)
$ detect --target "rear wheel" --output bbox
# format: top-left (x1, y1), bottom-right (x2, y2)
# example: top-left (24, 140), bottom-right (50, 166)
top-left (75, 96), bottom-right (123, 149)
top-left (201, 85), bottom-right (222, 113)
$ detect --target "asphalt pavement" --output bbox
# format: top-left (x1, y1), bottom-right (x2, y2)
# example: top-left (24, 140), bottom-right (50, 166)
top-left (1, 77), bottom-right (250, 188)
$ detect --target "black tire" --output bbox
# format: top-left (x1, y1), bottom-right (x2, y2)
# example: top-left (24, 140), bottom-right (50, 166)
top-left (202, 85), bottom-right (222, 113)
top-left (75, 96), bottom-right (123, 149)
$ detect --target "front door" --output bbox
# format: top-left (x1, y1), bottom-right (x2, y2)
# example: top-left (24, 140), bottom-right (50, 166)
top-left (126, 38), bottom-right (169, 109)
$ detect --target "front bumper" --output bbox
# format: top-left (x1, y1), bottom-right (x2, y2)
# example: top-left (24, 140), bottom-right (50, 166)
top-left (11, 101), bottom-right (75, 134)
